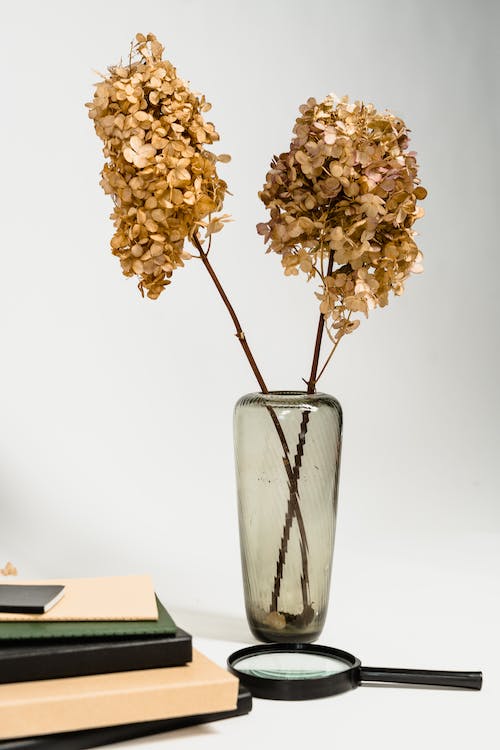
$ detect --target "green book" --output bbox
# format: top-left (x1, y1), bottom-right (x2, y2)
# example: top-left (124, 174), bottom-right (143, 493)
top-left (0, 597), bottom-right (176, 640)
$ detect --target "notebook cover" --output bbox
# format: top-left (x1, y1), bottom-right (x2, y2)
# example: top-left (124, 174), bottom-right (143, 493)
top-left (0, 576), bottom-right (157, 622)
top-left (0, 649), bottom-right (239, 740)
top-left (0, 598), bottom-right (175, 641)
top-left (0, 586), bottom-right (65, 615)
top-left (0, 627), bottom-right (192, 684)
top-left (0, 685), bottom-right (251, 749)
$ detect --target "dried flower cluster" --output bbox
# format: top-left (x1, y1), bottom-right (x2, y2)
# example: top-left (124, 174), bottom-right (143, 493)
top-left (87, 33), bottom-right (230, 299)
top-left (1, 561), bottom-right (17, 576)
top-left (258, 95), bottom-right (426, 341)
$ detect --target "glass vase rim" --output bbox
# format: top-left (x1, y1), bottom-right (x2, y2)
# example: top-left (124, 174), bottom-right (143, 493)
top-left (246, 390), bottom-right (338, 399)
top-left (264, 390), bottom-right (326, 396)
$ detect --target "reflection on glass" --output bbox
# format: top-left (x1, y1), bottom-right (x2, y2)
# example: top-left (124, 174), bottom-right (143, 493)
top-left (234, 651), bottom-right (351, 680)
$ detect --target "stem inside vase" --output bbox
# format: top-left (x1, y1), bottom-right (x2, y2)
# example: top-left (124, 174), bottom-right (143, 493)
top-left (269, 407), bottom-right (313, 624)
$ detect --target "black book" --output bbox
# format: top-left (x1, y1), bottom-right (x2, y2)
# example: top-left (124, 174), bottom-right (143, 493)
top-left (0, 685), bottom-right (252, 749)
top-left (0, 627), bottom-right (192, 684)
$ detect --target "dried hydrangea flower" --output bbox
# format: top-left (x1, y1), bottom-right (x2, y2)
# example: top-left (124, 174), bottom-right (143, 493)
top-left (86, 33), bottom-right (230, 299)
top-left (0, 562), bottom-right (18, 576)
top-left (258, 95), bottom-right (426, 341)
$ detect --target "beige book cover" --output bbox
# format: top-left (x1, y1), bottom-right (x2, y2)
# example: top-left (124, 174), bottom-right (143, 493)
top-left (0, 575), bottom-right (158, 622)
top-left (0, 649), bottom-right (239, 740)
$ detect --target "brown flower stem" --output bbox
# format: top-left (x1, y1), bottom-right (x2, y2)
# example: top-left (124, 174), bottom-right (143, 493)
top-left (306, 250), bottom-right (335, 394)
top-left (191, 232), bottom-right (312, 616)
top-left (315, 337), bottom-right (342, 385)
top-left (191, 233), bottom-right (268, 393)
top-left (315, 312), bottom-right (351, 386)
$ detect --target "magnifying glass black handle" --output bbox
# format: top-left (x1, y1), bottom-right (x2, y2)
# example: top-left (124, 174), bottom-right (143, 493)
top-left (360, 667), bottom-right (482, 690)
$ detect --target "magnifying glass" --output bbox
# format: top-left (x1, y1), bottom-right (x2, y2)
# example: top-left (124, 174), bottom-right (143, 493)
top-left (228, 644), bottom-right (482, 700)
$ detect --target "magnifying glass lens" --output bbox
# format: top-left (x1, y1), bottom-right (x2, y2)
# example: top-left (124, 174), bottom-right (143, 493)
top-left (233, 651), bottom-right (352, 680)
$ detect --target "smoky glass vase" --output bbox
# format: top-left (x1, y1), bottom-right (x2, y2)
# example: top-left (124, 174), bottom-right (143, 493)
top-left (234, 391), bottom-right (342, 643)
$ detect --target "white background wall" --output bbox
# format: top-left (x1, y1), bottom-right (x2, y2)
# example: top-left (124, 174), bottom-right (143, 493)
top-left (0, 1), bottom-right (498, 745)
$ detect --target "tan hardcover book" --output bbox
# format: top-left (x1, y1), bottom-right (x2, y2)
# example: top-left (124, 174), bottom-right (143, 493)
top-left (0, 649), bottom-right (239, 740)
top-left (0, 576), bottom-right (157, 622)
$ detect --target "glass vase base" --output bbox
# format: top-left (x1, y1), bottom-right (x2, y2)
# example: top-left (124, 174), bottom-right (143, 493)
top-left (247, 608), bottom-right (325, 644)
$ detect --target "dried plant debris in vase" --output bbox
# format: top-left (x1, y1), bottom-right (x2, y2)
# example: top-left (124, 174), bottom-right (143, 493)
top-left (257, 605), bottom-right (316, 633)
top-left (87, 35), bottom-right (426, 639)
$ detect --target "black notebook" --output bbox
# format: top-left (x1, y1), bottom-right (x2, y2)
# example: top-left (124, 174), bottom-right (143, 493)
top-left (0, 585), bottom-right (65, 615)
top-left (0, 627), bottom-right (192, 684)
top-left (0, 685), bottom-right (252, 749)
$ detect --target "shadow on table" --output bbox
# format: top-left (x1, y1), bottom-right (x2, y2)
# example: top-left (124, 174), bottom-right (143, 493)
top-left (362, 682), bottom-right (469, 691)
top-left (110, 723), bottom-right (221, 747)
top-left (171, 607), bottom-right (256, 644)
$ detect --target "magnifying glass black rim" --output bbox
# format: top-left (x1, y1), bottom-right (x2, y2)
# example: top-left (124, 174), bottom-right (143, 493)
top-left (227, 643), bottom-right (361, 701)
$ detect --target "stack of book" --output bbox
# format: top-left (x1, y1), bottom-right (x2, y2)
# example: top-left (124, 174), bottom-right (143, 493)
top-left (0, 576), bottom-right (251, 748)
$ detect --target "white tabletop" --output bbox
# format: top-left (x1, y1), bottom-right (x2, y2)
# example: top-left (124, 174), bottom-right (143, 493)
top-left (104, 530), bottom-right (496, 750)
